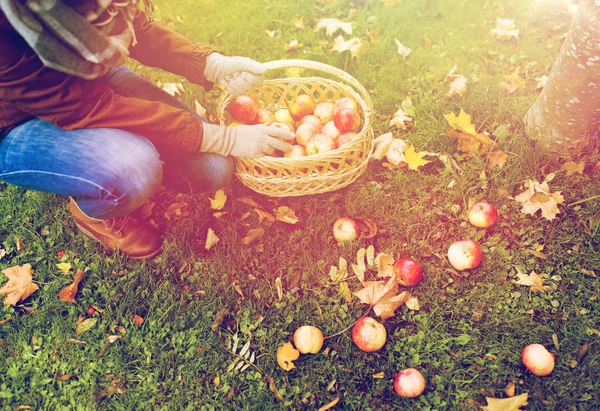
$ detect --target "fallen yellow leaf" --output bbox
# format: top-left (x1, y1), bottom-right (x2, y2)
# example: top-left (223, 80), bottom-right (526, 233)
top-left (209, 189), bottom-right (227, 210)
top-left (481, 393), bottom-right (528, 411)
top-left (404, 145), bottom-right (431, 171)
top-left (277, 342), bottom-right (300, 371)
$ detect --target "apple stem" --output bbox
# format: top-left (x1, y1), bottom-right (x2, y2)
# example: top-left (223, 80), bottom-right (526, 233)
top-left (323, 305), bottom-right (372, 340)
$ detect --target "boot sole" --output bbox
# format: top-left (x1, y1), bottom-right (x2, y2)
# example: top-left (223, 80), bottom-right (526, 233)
top-left (74, 221), bottom-right (162, 261)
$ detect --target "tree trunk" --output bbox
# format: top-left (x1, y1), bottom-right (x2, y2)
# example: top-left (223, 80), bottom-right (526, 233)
top-left (524, 1), bottom-right (600, 157)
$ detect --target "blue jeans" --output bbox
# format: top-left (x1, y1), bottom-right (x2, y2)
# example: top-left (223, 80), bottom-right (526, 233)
top-left (0, 66), bottom-right (234, 219)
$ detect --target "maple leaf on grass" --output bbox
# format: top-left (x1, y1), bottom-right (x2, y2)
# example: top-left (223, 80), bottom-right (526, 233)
top-left (316, 18), bottom-right (352, 36)
top-left (372, 133), bottom-right (407, 167)
top-left (332, 36), bottom-right (362, 59)
top-left (57, 268), bottom-right (85, 303)
top-left (499, 68), bottom-right (525, 94)
top-left (241, 227), bottom-right (265, 246)
top-left (205, 228), bottom-right (220, 251)
top-left (274, 206), bottom-right (299, 224)
top-left (209, 189), bottom-right (227, 210)
top-left (481, 393), bottom-right (528, 411)
top-left (404, 145), bottom-right (431, 171)
top-left (487, 149), bottom-right (508, 169)
top-left (0, 264), bottom-right (39, 306)
top-left (353, 275), bottom-right (410, 320)
top-left (514, 179), bottom-right (564, 220)
top-left (389, 108), bottom-right (413, 130)
top-left (514, 271), bottom-right (552, 293)
top-left (445, 65), bottom-right (468, 97)
top-left (444, 109), bottom-right (494, 146)
top-left (561, 160), bottom-right (585, 176)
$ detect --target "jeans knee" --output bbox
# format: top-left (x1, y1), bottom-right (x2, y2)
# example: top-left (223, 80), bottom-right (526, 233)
top-left (107, 138), bottom-right (163, 215)
top-left (199, 154), bottom-right (234, 193)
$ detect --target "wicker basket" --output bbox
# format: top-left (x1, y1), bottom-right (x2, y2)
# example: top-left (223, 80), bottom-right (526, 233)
top-left (216, 59), bottom-right (374, 197)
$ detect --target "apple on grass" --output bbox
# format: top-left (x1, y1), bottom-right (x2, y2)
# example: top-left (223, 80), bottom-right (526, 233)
top-left (295, 123), bottom-right (318, 147)
top-left (468, 201), bottom-right (498, 228)
top-left (522, 344), bottom-right (555, 376)
top-left (289, 95), bottom-right (316, 121)
top-left (229, 95), bottom-right (259, 124)
top-left (352, 317), bottom-right (387, 352)
top-left (306, 133), bottom-right (335, 155)
top-left (332, 217), bottom-right (360, 243)
top-left (393, 258), bottom-right (423, 287)
top-left (293, 325), bottom-right (324, 354)
top-left (447, 240), bottom-right (482, 271)
top-left (334, 108), bottom-right (361, 132)
top-left (314, 101), bottom-right (335, 123)
top-left (394, 368), bottom-right (426, 398)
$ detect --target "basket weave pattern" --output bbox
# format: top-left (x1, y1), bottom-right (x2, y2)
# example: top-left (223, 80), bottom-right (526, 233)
top-left (216, 60), bottom-right (374, 197)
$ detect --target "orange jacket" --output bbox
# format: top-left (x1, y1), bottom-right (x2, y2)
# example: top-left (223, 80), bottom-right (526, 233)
top-left (0, 10), bottom-right (214, 153)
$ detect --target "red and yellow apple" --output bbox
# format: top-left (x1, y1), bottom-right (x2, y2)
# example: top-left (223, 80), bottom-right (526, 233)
top-left (393, 258), bottom-right (423, 287)
top-left (293, 325), bottom-right (324, 354)
top-left (289, 95), bottom-right (316, 121)
top-left (352, 316), bottom-right (387, 352)
top-left (447, 240), bottom-right (482, 271)
top-left (334, 108), bottom-right (361, 132)
top-left (335, 131), bottom-right (357, 148)
top-left (522, 344), bottom-right (555, 376)
top-left (284, 145), bottom-right (307, 158)
top-left (332, 217), bottom-right (360, 243)
top-left (295, 123), bottom-right (319, 147)
top-left (394, 368), bottom-right (426, 398)
top-left (467, 202), bottom-right (498, 228)
top-left (321, 121), bottom-right (341, 140)
top-left (314, 101), bottom-right (335, 123)
top-left (334, 97), bottom-right (358, 115)
top-left (306, 133), bottom-right (335, 155)
top-left (297, 114), bottom-right (322, 129)
top-left (255, 108), bottom-right (275, 124)
top-left (274, 108), bottom-right (295, 125)
top-left (229, 95), bottom-right (259, 124)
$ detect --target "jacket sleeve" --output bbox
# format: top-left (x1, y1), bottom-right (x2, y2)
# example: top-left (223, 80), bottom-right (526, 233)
top-left (129, 10), bottom-right (216, 90)
top-left (0, 25), bottom-right (206, 153)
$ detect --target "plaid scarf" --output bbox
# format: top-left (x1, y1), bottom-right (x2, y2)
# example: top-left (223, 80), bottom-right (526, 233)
top-left (0, 0), bottom-right (152, 79)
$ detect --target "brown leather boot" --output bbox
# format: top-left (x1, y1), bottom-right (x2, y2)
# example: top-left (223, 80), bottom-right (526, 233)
top-left (68, 198), bottom-right (163, 260)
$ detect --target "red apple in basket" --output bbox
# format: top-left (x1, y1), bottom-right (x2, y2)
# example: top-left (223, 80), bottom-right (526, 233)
top-left (393, 258), bottom-right (423, 287)
top-left (447, 240), bottom-right (482, 271)
top-left (229, 95), bottom-right (259, 124)
top-left (255, 108), bottom-right (275, 124)
top-left (352, 316), bottom-right (387, 352)
top-left (522, 344), bottom-right (555, 376)
top-left (306, 133), bottom-right (335, 155)
top-left (289, 95), bottom-right (316, 121)
top-left (335, 131), bottom-right (357, 148)
top-left (284, 145), bottom-right (307, 158)
top-left (274, 108), bottom-right (295, 125)
top-left (293, 325), bottom-right (324, 354)
top-left (314, 101), bottom-right (335, 123)
top-left (297, 114), bottom-right (322, 129)
top-left (467, 202), bottom-right (498, 228)
top-left (334, 97), bottom-right (358, 115)
top-left (295, 123), bottom-right (318, 146)
top-left (334, 108), bottom-right (361, 132)
top-left (322, 121), bottom-right (341, 140)
top-left (332, 217), bottom-right (360, 243)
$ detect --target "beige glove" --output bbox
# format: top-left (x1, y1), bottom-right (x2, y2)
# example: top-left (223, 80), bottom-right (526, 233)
top-left (201, 123), bottom-right (294, 158)
top-left (204, 53), bottom-right (266, 95)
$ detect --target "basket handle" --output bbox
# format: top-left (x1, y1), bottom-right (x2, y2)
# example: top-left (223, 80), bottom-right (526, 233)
top-left (263, 59), bottom-right (373, 115)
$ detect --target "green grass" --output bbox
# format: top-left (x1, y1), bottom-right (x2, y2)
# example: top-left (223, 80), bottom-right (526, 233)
top-left (2, 0), bottom-right (600, 409)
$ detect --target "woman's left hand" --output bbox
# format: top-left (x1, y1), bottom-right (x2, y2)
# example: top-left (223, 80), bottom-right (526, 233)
top-left (204, 52), bottom-right (266, 95)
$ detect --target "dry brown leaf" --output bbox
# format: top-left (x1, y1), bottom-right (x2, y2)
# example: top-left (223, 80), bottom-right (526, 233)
top-left (366, 27), bottom-right (381, 44)
top-left (514, 180), bottom-right (564, 221)
top-left (275, 277), bottom-right (283, 301)
top-left (0, 264), bottom-right (39, 306)
top-left (284, 39), bottom-right (304, 51)
top-left (275, 206), bottom-right (299, 224)
top-left (353, 275), bottom-right (410, 319)
top-left (561, 161), bottom-right (585, 176)
top-left (241, 227), bottom-right (265, 246)
top-left (375, 253), bottom-right (395, 278)
top-left (481, 393), bottom-right (528, 411)
top-left (332, 36), bottom-right (362, 59)
top-left (163, 201), bottom-right (189, 221)
top-left (487, 149), bottom-right (508, 169)
top-left (318, 396), bottom-right (340, 411)
top-left (235, 197), bottom-right (262, 208)
top-left (269, 377), bottom-right (284, 402)
top-left (205, 228), bottom-right (220, 251)
top-left (526, 249), bottom-right (547, 260)
top-left (499, 68), bottom-right (525, 94)
top-left (504, 382), bottom-right (516, 397)
top-left (514, 271), bottom-right (551, 293)
top-left (58, 374), bottom-right (76, 381)
top-left (406, 295), bottom-right (420, 310)
top-left (57, 268), bottom-right (85, 303)
top-left (389, 108), bottom-right (413, 130)
top-left (254, 208), bottom-right (276, 226)
top-left (445, 65), bottom-right (468, 97)
top-left (277, 342), bottom-right (299, 371)
top-left (316, 18), bottom-right (352, 36)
